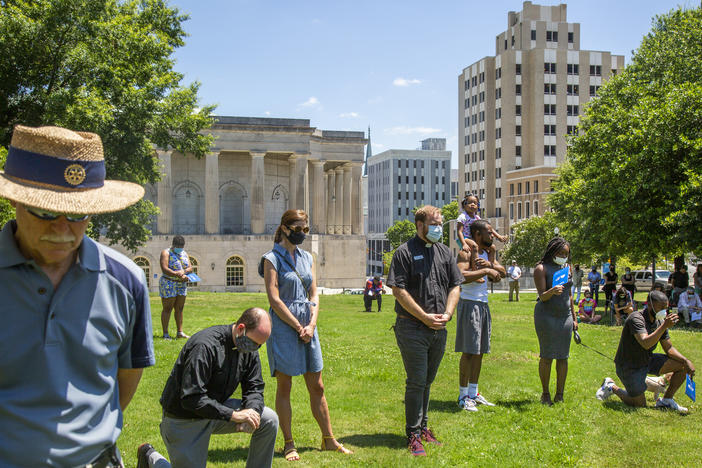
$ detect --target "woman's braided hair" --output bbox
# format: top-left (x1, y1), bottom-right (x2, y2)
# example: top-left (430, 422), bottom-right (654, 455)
top-left (538, 236), bottom-right (570, 266)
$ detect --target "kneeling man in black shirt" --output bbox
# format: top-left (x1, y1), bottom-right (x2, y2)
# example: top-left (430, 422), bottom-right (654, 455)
top-left (595, 291), bottom-right (695, 413)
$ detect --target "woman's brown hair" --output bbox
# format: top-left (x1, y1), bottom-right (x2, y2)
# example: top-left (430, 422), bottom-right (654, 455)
top-left (274, 209), bottom-right (309, 243)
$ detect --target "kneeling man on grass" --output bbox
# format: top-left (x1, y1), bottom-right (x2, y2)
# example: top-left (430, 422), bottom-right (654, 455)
top-left (596, 291), bottom-right (695, 413)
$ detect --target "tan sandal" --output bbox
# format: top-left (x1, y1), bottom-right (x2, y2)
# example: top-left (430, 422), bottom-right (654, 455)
top-left (283, 439), bottom-right (300, 461)
top-left (321, 435), bottom-right (353, 454)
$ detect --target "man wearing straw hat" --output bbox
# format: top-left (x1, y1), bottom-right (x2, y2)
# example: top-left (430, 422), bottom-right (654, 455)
top-left (0, 125), bottom-right (155, 467)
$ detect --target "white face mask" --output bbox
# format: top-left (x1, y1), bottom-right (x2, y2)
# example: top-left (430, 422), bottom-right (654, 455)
top-left (553, 256), bottom-right (567, 266)
top-left (655, 307), bottom-right (667, 321)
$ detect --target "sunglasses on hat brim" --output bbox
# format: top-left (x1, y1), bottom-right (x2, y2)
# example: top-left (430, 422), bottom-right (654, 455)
top-left (25, 205), bottom-right (90, 223)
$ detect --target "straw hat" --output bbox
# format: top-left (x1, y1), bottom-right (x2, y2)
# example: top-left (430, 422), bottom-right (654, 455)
top-left (0, 125), bottom-right (144, 214)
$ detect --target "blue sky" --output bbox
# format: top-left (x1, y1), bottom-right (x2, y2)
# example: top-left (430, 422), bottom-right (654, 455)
top-left (169, 0), bottom-right (694, 167)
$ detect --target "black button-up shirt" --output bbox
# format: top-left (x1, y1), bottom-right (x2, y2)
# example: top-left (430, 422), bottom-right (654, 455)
top-left (387, 235), bottom-right (463, 322)
top-left (160, 324), bottom-right (265, 420)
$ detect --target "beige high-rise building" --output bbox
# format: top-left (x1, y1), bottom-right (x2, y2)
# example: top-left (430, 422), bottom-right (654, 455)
top-left (458, 1), bottom-right (624, 235)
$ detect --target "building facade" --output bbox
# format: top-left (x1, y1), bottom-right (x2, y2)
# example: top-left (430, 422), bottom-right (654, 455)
top-left (458, 1), bottom-right (624, 235)
top-left (366, 138), bottom-right (451, 276)
top-left (112, 116), bottom-right (367, 292)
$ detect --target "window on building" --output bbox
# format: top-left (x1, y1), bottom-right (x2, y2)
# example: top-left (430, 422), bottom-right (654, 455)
top-left (516, 145), bottom-right (521, 156)
top-left (589, 65), bottom-right (602, 76)
top-left (496, 168), bottom-right (501, 178)
top-left (544, 62), bottom-right (556, 74)
top-left (134, 257), bottom-right (151, 288)
top-left (479, 111), bottom-right (485, 122)
top-left (398, 191), bottom-right (402, 199)
top-left (589, 85), bottom-right (601, 96)
top-left (516, 63), bottom-right (521, 75)
top-left (504, 38), bottom-right (507, 50)
top-left (516, 84), bottom-right (522, 95)
top-left (612, 69), bottom-right (618, 76)
top-left (526, 201), bottom-right (530, 217)
top-left (534, 200), bottom-right (539, 215)
top-left (496, 67), bottom-right (501, 79)
top-left (509, 202), bottom-right (514, 219)
top-left (186, 256), bottom-right (200, 287)
top-left (495, 108), bottom-right (502, 119)
top-left (567, 105), bottom-right (579, 116)
top-left (544, 125), bottom-right (556, 136)
top-left (479, 72), bottom-right (485, 83)
top-left (517, 202), bottom-right (522, 219)
top-left (516, 105), bottom-right (521, 116)
top-left (518, 183), bottom-right (522, 195)
top-left (480, 169), bottom-right (485, 180)
top-left (510, 184), bottom-right (514, 196)
top-left (496, 128), bottom-right (501, 139)
top-left (567, 63), bottom-right (579, 75)
top-left (496, 187), bottom-right (501, 198)
top-left (511, 35), bottom-right (515, 46)
top-left (479, 130), bottom-right (485, 141)
top-left (531, 29), bottom-right (536, 40)
top-left (534, 180), bottom-right (539, 193)
top-left (479, 150), bottom-right (485, 161)
top-left (226, 256), bottom-right (245, 286)
top-left (526, 181), bottom-right (530, 194)
top-left (516, 125), bottom-right (521, 136)
top-left (496, 207), bottom-right (502, 217)
top-left (495, 87), bottom-right (502, 99)
top-left (496, 148), bottom-right (502, 159)
top-left (567, 125), bottom-right (578, 135)
top-left (405, 176), bottom-right (409, 184)
top-left (398, 207), bottom-right (401, 216)
top-left (566, 84), bottom-right (579, 95)
top-left (544, 104), bottom-right (557, 115)
top-left (544, 83), bottom-right (556, 94)
top-left (546, 30), bottom-right (558, 42)
top-left (480, 91), bottom-right (485, 103)
top-left (568, 32), bottom-right (574, 43)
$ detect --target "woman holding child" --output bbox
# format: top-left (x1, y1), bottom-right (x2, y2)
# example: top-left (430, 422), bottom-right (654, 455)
top-left (259, 209), bottom-right (352, 461)
top-left (533, 237), bottom-right (577, 405)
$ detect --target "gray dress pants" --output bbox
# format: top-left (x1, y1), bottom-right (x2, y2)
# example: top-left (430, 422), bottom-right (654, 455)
top-left (394, 316), bottom-right (447, 437)
top-left (160, 399), bottom-right (278, 468)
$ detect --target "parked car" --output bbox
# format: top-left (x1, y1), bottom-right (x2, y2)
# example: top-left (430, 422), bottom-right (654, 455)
top-left (633, 270), bottom-right (671, 292)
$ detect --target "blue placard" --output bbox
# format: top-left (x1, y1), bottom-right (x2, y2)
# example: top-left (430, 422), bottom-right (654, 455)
top-left (552, 265), bottom-right (569, 287)
top-left (686, 375), bottom-right (696, 402)
top-left (186, 272), bottom-right (201, 282)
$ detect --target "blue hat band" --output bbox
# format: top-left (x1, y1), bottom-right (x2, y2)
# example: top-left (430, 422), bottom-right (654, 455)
top-left (5, 146), bottom-right (105, 189)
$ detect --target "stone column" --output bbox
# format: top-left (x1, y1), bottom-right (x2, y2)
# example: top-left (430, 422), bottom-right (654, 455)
top-left (310, 160), bottom-right (325, 233)
top-left (295, 153), bottom-right (309, 212)
top-left (156, 151), bottom-right (172, 234)
top-left (343, 164), bottom-right (353, 234)
top-left (288, 155), bottom-right (298, 210)
top-left (334, 166), bottom-right (344, 234)
top-left (326, 169), bottom-right (336, 234)
top-left (204, 152), bottom-right (219, 234)
top-left (351, 162), bottom-right (363, 234)
top-left (250, 152), bottom-right (266, 234)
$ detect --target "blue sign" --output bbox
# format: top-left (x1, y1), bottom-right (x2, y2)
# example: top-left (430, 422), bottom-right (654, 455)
top-left (686, 375), bottom-right (696, 402)
top-left (552, 266), bottom-right (569, 287)
top-left (186, 272), bottom-right (202, 282)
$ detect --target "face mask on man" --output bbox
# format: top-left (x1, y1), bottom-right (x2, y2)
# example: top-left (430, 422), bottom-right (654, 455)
top-left (425, 225), bottom-right (443, 244)
top-left (655, 306), bottom-right (668, 322)
top-left (235, 330), bottom-right (261, 353)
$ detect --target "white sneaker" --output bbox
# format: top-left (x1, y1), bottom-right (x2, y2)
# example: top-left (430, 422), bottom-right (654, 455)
top-left (655, 397), bottom-right (689, 414)
top-left (458, 395), bottom-right (478, 412)
top-left (472, 393), bottom-right (496, 406)
top-left (596, 377), bottom-right (614, 401)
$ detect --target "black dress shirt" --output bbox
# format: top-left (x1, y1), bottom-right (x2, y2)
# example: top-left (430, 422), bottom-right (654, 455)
top-left (160, 324), bottom-right (265, 420)
top-left (387, 235), bottom-right (464, 322)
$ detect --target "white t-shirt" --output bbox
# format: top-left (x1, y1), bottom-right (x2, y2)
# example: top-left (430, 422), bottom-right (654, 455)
top-left (460, 250), bottom-right (489, 303)
top-left (508, 265), bottom-right (521, 282)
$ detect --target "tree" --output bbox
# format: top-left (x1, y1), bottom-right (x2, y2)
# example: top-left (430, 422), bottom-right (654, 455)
top-left (441, 200), bottom-right (458, 245)
top-left (0, 0), bottom-right (215, 250)
top-left (0, 148), bottom-right (13, 223)
top-left (386, 219), bottom-right (416, 250)
top-left (550, 6), bottom-right (702, 267)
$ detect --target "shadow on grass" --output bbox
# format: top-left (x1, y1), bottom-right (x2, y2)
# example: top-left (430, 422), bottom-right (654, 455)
top-left (494, 398), bottom-right (533, 411)
top-left (602, 400), bottom-right (641, 413)
top-left (338, 433), bottom-right (407, 449)
top-left (209, 445), bottom-right (321, 464)
top-left (428, 399), bottom-right (462, 413)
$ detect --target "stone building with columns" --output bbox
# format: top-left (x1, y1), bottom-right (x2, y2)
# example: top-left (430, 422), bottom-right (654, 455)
top-left (111, 116), bottom-right (367, 292)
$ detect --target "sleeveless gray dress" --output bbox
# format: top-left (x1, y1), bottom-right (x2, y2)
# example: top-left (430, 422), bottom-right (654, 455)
top-left (534, 262), bottom-right (573, 359)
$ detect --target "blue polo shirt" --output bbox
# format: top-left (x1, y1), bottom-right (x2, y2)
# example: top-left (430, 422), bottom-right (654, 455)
top-left (0, 221), bottom-right (155, 467)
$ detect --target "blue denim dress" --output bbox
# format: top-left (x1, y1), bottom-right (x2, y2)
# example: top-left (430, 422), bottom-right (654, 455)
top-left (260, 243), bottom-right (323, 377)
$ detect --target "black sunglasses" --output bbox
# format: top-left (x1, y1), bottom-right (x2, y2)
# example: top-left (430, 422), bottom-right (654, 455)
top-left (286, 225), bottom-right (310, 234)
top-left (25, 206), bottom-right (90, 223)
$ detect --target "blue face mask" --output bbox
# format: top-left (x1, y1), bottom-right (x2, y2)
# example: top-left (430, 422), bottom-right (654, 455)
top-left (425, 225), bottom-right (443, 244)
top-left (172, 247), bottom-right (184, 254)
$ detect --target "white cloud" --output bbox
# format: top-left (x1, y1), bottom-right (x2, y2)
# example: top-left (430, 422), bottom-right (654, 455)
top-left (299, 96), bottom-right (320, 107)
top-left (264, 111), bottom-right (271, 116)
top-left (384, 126), bottom-right (441, 136)
top-left (339, 112), bottom-right (359, 118)
top-left (393, 77), bottom-right (422, 87)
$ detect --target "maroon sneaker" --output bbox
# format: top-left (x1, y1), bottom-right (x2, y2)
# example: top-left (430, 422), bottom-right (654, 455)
top-left (408, 433), bottom-right (426, 456)
top-left (421, 427), bottom-right (443, 446)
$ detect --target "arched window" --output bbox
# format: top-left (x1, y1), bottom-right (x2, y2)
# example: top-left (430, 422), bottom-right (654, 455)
top-left (173, 180), bottom-right (204, 234)
top-left (226, 256), bottom-right (245, 286)
top-left (187, 256), bottom-right (199, 287)
top-left (134, 256), bottom-right (151, 288)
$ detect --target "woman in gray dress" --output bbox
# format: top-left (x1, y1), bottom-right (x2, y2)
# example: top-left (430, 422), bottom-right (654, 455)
top-left (534, 237), bottom-right (577, 405)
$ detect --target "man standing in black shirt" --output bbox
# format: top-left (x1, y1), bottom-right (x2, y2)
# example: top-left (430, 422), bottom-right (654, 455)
top-left (387, 205), bottom-right (464, 456)
top-left (595, 291), bottom-right (695, 413)
top-left (138, 307), bottom-right (278, 468)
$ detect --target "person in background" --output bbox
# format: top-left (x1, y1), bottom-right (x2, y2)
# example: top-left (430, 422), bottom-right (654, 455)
top-left (260, 209), bottom-right (351, 461)
top-left (572, 264), bottom-right (584, 305)
top-left (159, 235), bottom-right (192, 339)
top-left (588, 266), bottom-right (602, 307)
top-left (533, 237), bottom-right (576, 405)
top-left (364, 275), bottom-right (384, 312)
top-left (677, 286), bottom-right (702, 326)
top-left (507, 260), bottom-right (522, 302)
top-left (603, 265), bottom-right (618, 317)
top-left (621, 267), bottom-right (636, 297)
top-left (613, 285), bottom-right (634, 326)
top-left (0, 125), bottom-right (154, 467)
top-left (578, 290), bottom-right (601, 324)
top-left (388, 205), bottom-right (463, 456)
top-left (596, 291), bottom-right (695, 414)
top-left (694, 264), bottom-right (702, 301)
top-left (670, 265), bottom-right (690, 306)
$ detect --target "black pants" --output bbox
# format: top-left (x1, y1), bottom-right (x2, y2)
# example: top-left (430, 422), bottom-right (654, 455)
top-left (364, 294), bottom-right (382, 311)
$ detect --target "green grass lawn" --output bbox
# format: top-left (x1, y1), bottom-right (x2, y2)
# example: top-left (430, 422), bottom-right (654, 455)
top-left (120, 292), bottom-right (701, 467)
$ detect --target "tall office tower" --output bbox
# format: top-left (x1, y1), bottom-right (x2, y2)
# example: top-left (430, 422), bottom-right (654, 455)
top-left (365, 138), bottom-right (451, 275)
top-left (458, 1), bottom-right (624, 235)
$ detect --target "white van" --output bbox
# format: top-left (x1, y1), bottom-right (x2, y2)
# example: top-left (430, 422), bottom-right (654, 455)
top-left (633, 270), bottom-right (671, 292)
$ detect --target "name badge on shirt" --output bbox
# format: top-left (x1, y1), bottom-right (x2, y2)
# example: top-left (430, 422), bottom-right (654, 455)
top-left (413, 255), bottom-right (424, 260)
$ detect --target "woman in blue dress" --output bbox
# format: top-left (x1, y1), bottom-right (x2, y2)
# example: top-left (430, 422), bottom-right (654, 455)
top-left (260, 209), bottom-right (352, 461)
top-left (533, 236), bottom-right (577, 405)
top-left (159, 235), bottom-right (192, 339)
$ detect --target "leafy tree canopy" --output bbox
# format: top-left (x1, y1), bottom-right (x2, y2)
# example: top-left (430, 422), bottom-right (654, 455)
top-left (549, 6), bottom-right (702, 264)
top-left (0, 0), bottom-right (215, 250)
top-left (386, 219), bottom-right (416, 250)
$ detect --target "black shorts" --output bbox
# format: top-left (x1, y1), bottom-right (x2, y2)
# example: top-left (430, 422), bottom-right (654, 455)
top-left (615, 353), bottom-right (668, 398)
